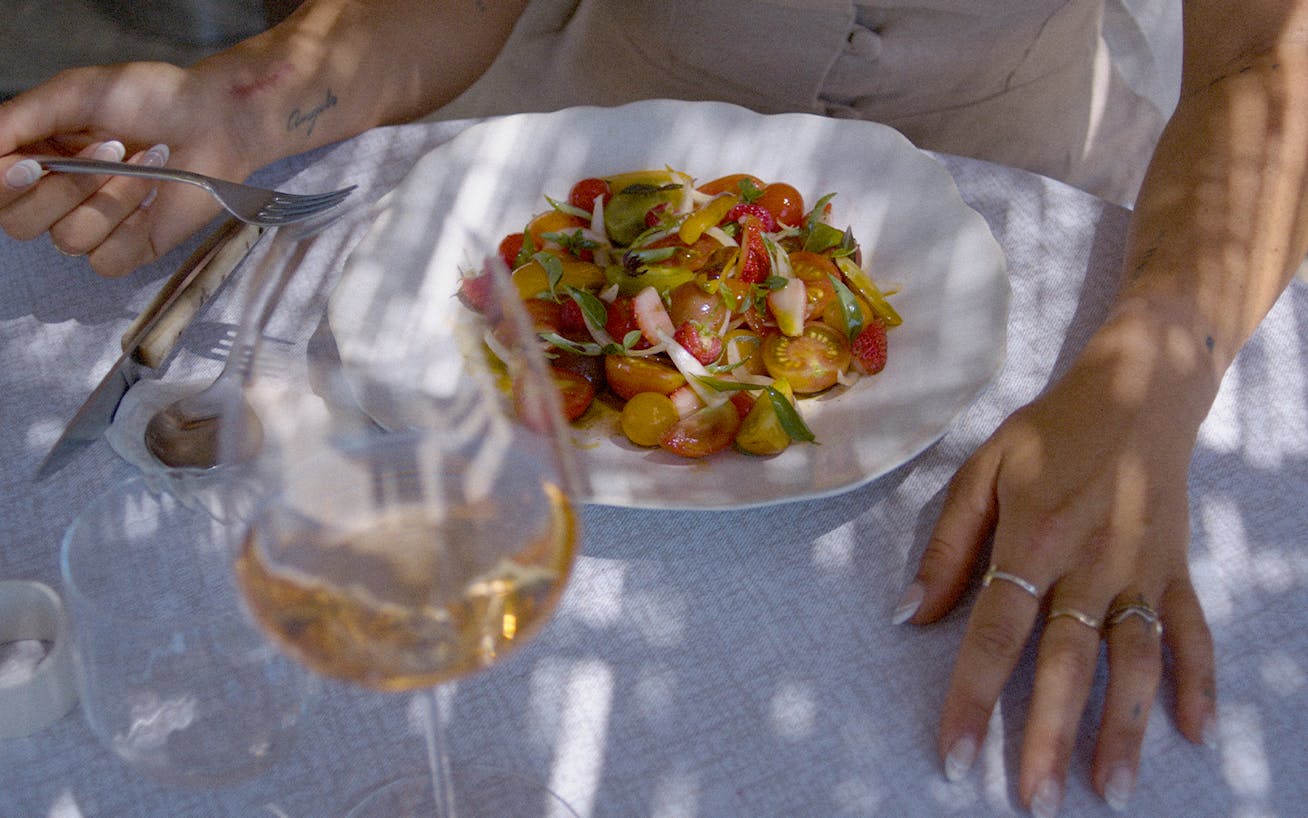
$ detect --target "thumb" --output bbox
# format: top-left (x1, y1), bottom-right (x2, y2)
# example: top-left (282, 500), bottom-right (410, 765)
top-left (894, 446), bottom-right (1000, 625)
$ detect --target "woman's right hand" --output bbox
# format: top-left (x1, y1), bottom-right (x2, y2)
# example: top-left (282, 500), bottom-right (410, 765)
top-left (0, 60), bottom-right (267, 277)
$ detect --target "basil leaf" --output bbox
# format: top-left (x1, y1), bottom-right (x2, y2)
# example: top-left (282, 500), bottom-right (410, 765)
top-left (533, 252), bottom-right (564, 296)
top-left (564, 285), bottom-right (609, 329)
top-left (762, 275), bottom-right (789, 291)
top-left (803, 192), bottom-right (837, 233)
top-left (765, 386), bottom-right (816, 442)
top-left (693, 376), bottom-right (760, 393)
top-left (545, 195), bottom-right (592, 220)
top-left (622, 330), bottom-right (643, 349)
top-left (827, 273), bottom-right (865, 340)
top-left (803, 222), bottom-right (845, 254)
top-left (738, 177), bottom-right (763, 202)
top-left (539, 332), bottom-right (601, 356)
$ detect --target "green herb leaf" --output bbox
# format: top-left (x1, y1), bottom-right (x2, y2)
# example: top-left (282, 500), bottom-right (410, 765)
top-left (803, 192), bottom-right (837, 233)
top-left (827, 272), bottom-right (865, 340)
top-left (803, 222), bottom-right (845, 254)
top-left (738, 177), bottom-right (764, 202)
top-left (542, 229), bottom-right (599, 255)
top-left (533, 252), bottom-right (564, 297)
top-left (694, 376), bottom-right (761, 393)
top-left (622, 330), bottom-right (643, 349)
top-left (515, 231), bottom-right (537, 268)
top-left (762, 275), bottom-right (789, 291)
top-left (539, 332), bottom-right (602, 356)
top-left (766, 386), bottom-right (816, 442)
top-left (564, 285), bottom-right (609, 329)
top-left (545, 195), bottom-right (592, 220)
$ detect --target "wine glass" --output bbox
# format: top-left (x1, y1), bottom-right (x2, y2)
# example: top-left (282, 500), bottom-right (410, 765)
top-left (218, 221), bottom-right (583, 815)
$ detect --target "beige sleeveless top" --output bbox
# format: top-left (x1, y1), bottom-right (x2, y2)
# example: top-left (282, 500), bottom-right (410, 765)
top-left (428, 0), bottom-right (1168, 205)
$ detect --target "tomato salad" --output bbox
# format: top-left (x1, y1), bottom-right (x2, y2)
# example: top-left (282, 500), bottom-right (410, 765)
top-left (458, 169), bottom-right (901, 459)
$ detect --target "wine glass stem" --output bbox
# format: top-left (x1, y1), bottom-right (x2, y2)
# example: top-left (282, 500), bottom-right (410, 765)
top-left (420, 686), bottom-right (458, 817)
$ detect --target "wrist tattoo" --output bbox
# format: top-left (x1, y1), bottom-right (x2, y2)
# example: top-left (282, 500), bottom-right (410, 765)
top-left (287, 88), bottom-right (339, 138)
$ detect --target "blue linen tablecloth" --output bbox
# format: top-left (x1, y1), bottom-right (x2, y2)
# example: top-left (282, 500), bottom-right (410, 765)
top-left (2, 118), bottom-right (1306, 817)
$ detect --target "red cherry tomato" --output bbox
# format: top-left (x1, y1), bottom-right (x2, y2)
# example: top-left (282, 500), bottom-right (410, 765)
top-left (659, 401), bottom-right (742, 458)
top-left (498, 232), bottom-right (525, 270)
top-left (568, 177), bottom-right (612, 213)
top-left (756, 183), bottom-right (805, 227)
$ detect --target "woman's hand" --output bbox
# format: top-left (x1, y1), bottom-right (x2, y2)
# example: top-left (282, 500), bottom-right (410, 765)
top-left (899, 304), bottom-right (1220, 814)
top-left (0, 61), bottom-right (266, 277)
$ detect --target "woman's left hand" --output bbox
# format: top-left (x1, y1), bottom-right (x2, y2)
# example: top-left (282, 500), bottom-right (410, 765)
top-left (898, 303), bottom-right (1219, 814)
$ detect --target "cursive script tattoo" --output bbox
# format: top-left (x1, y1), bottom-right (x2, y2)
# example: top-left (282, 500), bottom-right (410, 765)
top-left (287, 88), bottom-right (338, 138)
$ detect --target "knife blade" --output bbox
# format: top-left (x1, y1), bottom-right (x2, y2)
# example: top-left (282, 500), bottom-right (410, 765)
top-left (34, 219), bottom-right (266, 480)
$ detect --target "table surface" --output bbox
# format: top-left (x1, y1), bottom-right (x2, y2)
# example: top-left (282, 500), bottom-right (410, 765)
top-left (2, 118), bottom-right (1306, 818)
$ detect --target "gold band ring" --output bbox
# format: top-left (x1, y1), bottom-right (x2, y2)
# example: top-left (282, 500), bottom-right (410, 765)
top-left (1046, 607), bottom-right (1102, 630)
top-left (981, 565), bottom-right (1040, 599)
top-left (1106, 602), bottom-right (1163, 637)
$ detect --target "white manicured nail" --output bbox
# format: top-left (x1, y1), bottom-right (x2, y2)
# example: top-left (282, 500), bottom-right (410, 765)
top-left (140, 144), bottom-right (169, 167)
top-left (93, 140), bottom-right (126, 161)
top-left (944, 735), bottom-right (977, 782)
top-left (891, 581), bottom-right (924, 625)
top-left (5, 159), bottom-right (41, 189)
top-left (1104, 765), bottom-right (1135, 812)
top-left (139, 187), bottom-right (158, 209)
top-left (1031, 777), bottom-right (1061, 818)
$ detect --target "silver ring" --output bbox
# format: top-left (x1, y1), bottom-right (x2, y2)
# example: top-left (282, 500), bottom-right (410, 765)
top-left (981, 564), bottom-right (1040, 599)
top-left (1046, 606), bottom-right (1102, 630)
top-left (1106, 602), bottom-right (1163, 637)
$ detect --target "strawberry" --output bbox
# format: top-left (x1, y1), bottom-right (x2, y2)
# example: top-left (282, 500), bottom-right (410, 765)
top-left (737, 216), bottom-right (771, 284)
top-left (850, 320), bottom-right (888, 375)
top-left (723, 202), bottom-right (777, 232)
top-left (558, 296), bottom-right (589, 337)
top-left (673, 320), bottom-right (724, 365)
top-left (457, 271), bottom-right (496, 315)
top-left (604, 295), bottom-right (649, 348)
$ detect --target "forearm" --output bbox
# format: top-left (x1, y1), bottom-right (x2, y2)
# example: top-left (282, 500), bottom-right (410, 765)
top-left (1116, 3), bottom-right (1308, 394)
top-left (196, 0), bottom-right (527, 167)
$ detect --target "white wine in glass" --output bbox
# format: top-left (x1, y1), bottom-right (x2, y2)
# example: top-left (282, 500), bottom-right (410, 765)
top-left (222, 224), bottom-right (583, 815)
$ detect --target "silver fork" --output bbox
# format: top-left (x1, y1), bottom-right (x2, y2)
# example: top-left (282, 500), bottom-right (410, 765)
top-left (32, 156), bottom-right (356, 227)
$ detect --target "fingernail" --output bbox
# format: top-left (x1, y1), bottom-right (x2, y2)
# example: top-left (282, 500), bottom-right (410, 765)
top-left (140, 187), bottom-right (158, 209)
top-left (5, 158), bottom-right (41, 189)
top-left (1202, 714), bottom-right (1220, 750)
top-left (140, 143), bottom-right (169, 167)
top-left (93, 140), bottom-right (126, 161)
top-left (1104, 765), bottom-right (1135, 812)
top-left (944, 735), bottom-right (977, 782)
top-left (1031, 777), bottom-right (1062, 818)
top-left (892, 581), bottom-right (924, 625)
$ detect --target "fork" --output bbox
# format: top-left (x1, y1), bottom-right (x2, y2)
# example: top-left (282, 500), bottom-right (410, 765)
top-left (32, 156), bottom-right (356, 227)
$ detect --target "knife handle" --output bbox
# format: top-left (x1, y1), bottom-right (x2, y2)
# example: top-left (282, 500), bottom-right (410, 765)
top-left (122, 220), bottom-right (265, 370)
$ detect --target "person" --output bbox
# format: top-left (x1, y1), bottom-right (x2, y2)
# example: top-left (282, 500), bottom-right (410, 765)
top-left (2, 1), bottom-right (1304, 814)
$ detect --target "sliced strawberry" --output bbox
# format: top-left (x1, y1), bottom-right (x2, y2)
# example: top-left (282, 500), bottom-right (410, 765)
top-left (673, 320), bottom-right (723, 366)
top-left (723, 202), bottom-right (777, 232)
top-left (558, 296), bottom-right (589, 336)
top-left (632, 286), bottom-right (676, 345)
top-left (604, 296), bottom-right (641, 345)
top-left (457, 272), bottom-right (495, 314)
top-left (850, 319), bottom-right (888, 375)
top-left (737, 216), bottom-right (771, 284)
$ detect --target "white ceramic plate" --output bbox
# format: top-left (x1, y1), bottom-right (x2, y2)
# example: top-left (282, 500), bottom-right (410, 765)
top-left (329, 99), bottom-right (1008, 510)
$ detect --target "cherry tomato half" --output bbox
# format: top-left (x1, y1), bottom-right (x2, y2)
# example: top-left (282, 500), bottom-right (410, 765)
top-left (760, 322), bottom-right (851, 394)
top-left (659, 401), bottom-right (742, 458)
top-left (569, 177), bottom-right (611, 213)
top-left (604, 355), bottom-right (686, 400)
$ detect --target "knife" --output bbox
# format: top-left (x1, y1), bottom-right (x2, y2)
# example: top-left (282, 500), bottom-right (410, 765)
top-left (34, 219), bottom-right (266, 480)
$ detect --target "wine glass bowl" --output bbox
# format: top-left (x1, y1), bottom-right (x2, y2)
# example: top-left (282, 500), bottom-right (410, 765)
top-left (233, 422), bottom-right (577, 693)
